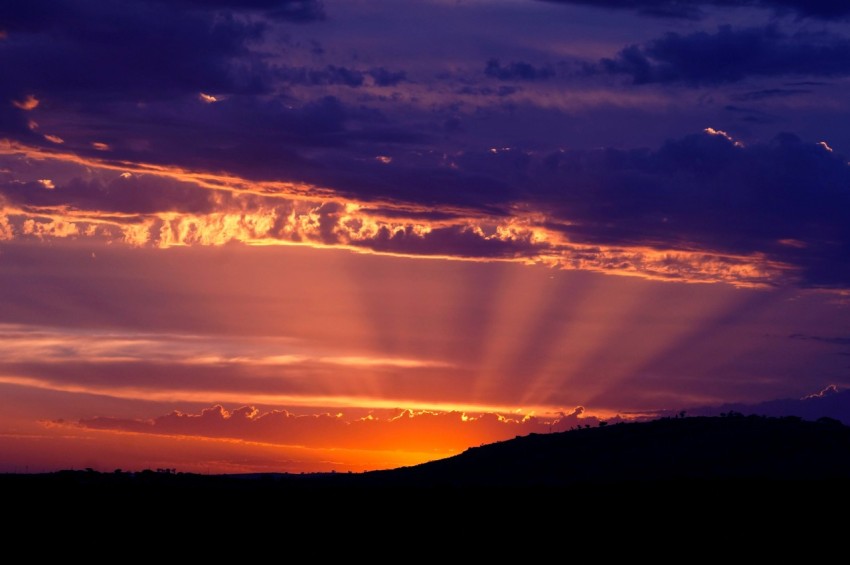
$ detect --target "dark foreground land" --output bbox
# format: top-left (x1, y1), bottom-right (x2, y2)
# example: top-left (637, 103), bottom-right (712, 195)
top-left (4, 415), bottom-right (850, 498)
top-left (8, 415), bottom-right (849, 543)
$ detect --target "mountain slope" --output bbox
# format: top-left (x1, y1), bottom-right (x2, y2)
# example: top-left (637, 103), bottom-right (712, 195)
top-left (361, 415), bottom-right (850, 486)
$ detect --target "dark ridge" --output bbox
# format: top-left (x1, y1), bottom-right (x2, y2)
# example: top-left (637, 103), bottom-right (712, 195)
top-left (3, 416), bottom-right (850, 497)
top-left (363, 414), bottom-right (850, 487)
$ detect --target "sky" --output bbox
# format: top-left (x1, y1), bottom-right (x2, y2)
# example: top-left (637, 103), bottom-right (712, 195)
top-left (1, 0), bottom-right (850, 474)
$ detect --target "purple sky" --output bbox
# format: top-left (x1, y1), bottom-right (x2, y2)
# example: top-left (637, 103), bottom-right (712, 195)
top-left (1, 0), bottom-right (849, 473)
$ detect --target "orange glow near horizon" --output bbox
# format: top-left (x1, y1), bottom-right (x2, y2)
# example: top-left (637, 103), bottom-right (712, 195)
top-left (0, 236), bottom-right (844, 473)
top-left (0, 425), bottom-right (446, 474)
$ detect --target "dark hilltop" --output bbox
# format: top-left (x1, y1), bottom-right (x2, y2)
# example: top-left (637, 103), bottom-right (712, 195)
top-left (4, 414), bottom-right (850, 495)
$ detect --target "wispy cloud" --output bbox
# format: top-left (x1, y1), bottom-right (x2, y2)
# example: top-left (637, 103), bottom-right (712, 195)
top-left (0, 324), bottom-right (451, 369)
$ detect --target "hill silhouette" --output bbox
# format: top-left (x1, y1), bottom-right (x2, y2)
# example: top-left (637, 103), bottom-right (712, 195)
top-left (674, 385), bottom-right (850, 424)
top-left (359, 414), bottom-right (850, 487)
top-left (3, 415), bottom-right (850, 494)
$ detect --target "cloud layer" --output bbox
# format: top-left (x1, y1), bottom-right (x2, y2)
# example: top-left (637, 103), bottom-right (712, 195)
top-left (2, 0), bottom-right (849, 291)
top-left (540, 1), bottom-right (850, 20)
top-left (69, 404), bottom-right (597, 452)
top-left (597, 26), bottom-right (850, 84)
top-left (3, 125), bottom-right (848, 287)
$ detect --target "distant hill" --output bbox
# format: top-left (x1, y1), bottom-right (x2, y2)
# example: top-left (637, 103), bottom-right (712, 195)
top-left (359, 414), bottom-right (850, 487)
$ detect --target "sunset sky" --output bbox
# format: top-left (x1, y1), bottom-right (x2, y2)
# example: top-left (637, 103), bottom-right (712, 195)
top-left (2, 0), bottom-right (850, 474)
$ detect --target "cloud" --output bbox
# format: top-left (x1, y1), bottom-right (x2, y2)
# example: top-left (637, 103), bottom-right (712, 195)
top-left (595, 26), bottom-right (850, 85)
top-left (0, 323), bottom-right (450, 369)
top-left (5, 124), bottom-right (850, 287)
top-left (11, 94), bottom-right (38, 110)
top-left (485, 59), bottom-right (555, 81)
top-left (534, 130), bottom-right (850, 287)
top-left (0, 174), bottom-right (219, 215)
top-left (803, 384), bottom-right (841, 399)
top-left (732, 87), bottom-right (813, 101)
top-left (723, 105), bottom-right (779, 124)
top-left (277, 65), bottom-right (407, 88)
top-left (456, 85), bottom-right (519, 98)
top-left (538, 1), bottom-right (850, 20)
top-left (675, 385), bottom-right (850, 424)
top-left (164, 0), bottom-right (327, 22)
top-left (280, 65), bottom-right (365, 87)
top-left (356, 224), bottom-right (545, 260)
top-left (789, 334), bottom-right (850, 346)
top-left (0, 1), bottom-right (274, 101)
top-left (0, 0), bottom-right (325, 32)
top-left (69, 404), bottom-right (599, 451)
top-left (367, 67), bottom-right (407, 87)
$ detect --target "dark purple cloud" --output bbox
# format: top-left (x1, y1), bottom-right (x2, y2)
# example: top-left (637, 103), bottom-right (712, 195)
top-left (532, 130), bottom-right (850, 287)
top-left (277, 65), bottom-right (407, 88)
top-left (368, 67), bottom-right (407, 87)
top-left (354, 225), bottom-right (545, 260)
top-left (0, 4), bottom-right (271, 101)
top-left (456, 85), bottom-right (519, 98)
top-left (305, 156), bottom-right (515, 214)
top-left (172, 0), bottom-right (327, 22)
top-left (723, 105), bottom-right (779, 125)
top-left (280, 66), bottom-right (361, 88)
top-left (485, 59), bottom-right (556, 81)
top-left (0, 176), bottom-right (217, 215)
top-left (3, 1), bottom-right (850, 290)
top-left (10, 94), bottom-right (418, 183)
top-left (732, 87), bottom-right (814, 101)
top-left (0, 1), bottom-right (320, 116)
top-left (596, 26), bottom-right (850, 85)
top-left (789, 334), bottom-right (850, 346)
top-left (0, 0), bottom-right (324, 32)
top-left (539, 1), bottom-right (850, 20)
top-left (676, 385), bottom-right (850, 424)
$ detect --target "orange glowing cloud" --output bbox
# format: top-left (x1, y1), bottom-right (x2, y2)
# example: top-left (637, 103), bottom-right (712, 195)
top-left (0, 215), bottom-right (12, 240)
top-left (704, 127), bottom-right (744, 147)
top-left (0, 139), bottom-right (792, 287)
top-left (12, 95), bottom-right (39, 111)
